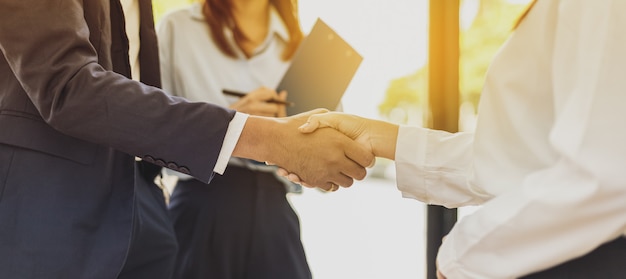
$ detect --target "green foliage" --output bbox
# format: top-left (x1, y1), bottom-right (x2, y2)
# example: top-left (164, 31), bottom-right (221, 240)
top-left (152, 0), bottom-right (195, 22)
top-left (379, 0), bottom-right (529, 122)
top-left (378, 67), bottom-right (427, 123)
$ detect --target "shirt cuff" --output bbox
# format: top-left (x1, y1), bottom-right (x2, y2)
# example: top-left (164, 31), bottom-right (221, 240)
top-left (213, 112), bottom-right (249, 175)
top-left (394, 125), bottom-right (430, 201)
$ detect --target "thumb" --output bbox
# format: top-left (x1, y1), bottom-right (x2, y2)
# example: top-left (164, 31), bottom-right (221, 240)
top-left (298, 114), bottom-right (336, 133)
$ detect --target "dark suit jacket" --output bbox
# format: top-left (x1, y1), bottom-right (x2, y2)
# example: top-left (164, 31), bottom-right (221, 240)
top-left (0, 0), bottom-right (236, 278)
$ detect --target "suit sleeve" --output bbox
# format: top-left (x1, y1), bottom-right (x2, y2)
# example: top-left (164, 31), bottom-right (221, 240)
top-left (0, 0), bottom-right (235, 182)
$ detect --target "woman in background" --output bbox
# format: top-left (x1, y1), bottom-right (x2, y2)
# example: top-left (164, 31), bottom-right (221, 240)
top-left (157, 0), bottom-right (310, 278)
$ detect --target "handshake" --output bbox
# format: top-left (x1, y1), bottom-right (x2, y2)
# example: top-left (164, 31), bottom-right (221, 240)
top-left (232, 109), bottom-right (399, 192)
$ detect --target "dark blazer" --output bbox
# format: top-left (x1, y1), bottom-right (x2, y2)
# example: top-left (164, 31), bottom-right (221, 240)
top-left (0, 0), bottom-right (235, 278)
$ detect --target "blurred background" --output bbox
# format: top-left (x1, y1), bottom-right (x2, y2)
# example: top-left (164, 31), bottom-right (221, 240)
top-left (153, 0), bottom-right (531, 278)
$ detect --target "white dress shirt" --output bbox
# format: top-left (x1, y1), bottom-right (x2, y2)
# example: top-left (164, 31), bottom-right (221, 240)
top-left (395, 0), bottom-right (626, 277)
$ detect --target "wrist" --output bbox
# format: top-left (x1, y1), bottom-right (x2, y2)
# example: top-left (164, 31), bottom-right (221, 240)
top-left (368, 120), bottom-right (399, 160)
top-left (232, 116), bottom-right (279, 163)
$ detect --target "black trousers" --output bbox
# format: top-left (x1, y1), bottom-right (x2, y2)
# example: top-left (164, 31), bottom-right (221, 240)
top-left (521, 237), bottom-right (626, 278)
top-left (169, 166), bottom-right (311, 279)
top-left (117, 170), bottom-right (178, 279)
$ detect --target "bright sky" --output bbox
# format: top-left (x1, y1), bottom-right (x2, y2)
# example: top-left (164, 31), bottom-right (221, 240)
top-left (298, 0), bottom-right (429, 120)
top-left (297, 0), bottom-right (531, 121)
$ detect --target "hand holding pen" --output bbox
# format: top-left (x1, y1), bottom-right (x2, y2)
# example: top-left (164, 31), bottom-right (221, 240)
top-left (224, 87), bottom-right (293, 117)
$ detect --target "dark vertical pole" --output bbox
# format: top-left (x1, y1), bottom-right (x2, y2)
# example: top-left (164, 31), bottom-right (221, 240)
top-left (426, 1), bottom-right (459, 279)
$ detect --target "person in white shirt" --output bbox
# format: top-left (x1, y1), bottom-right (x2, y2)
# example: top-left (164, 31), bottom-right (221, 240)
top-left (288, 0), bottom-right (626, 278)
top-left (157, 0), bottom-right (311, 278)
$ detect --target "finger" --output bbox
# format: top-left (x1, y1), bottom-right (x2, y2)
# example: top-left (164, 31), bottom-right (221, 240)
top-left (249, 102), bottom-right (281, 116)
top-left (276, 104), bottom-right (287, 118)
top-left (321, 182), bottom-right (340, 192)
top-left (291, 108), bottom-right (329, 120)
top-left (339, 162), bottom-right (366, 183)
top-left (276, 91), bottom-right (288, 117)
top-left (367, 157), bottom-right (377, 168)
top-left (299, 113), bottom-right (337, 133)
top-left (228, 97), bottom-right (250, 111)
top-left (343, 140), bottom-right (376, 174)
top-left (277, 107), bottom-right (286, 118)
top-left (287, 173), bottom-right (304, 184)
top-left (277, 90), bottom-right (288, 101)
top-left (322, 182), bottom-right (340, 192)
top-left (247, 87), bottom-right (277, 100)
top-left (330, 172), bottom-right (355, 188)
top-left (276, 168), bottom-right (288, 177)
top-left (231, 95), bottom-right (278, 116)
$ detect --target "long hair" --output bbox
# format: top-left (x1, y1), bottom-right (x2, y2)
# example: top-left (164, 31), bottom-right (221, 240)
top-left (202, 0), bottom-right (303, 61)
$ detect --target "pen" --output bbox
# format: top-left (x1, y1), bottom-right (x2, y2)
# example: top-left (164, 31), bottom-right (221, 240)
top-left (222, 89), bottom-right (295, 106)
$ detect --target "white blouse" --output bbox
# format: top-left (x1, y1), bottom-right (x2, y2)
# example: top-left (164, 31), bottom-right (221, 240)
top-left (157, 3), bottom-right (290, 108)
top-left (395, 0), bottom-right (626, 277)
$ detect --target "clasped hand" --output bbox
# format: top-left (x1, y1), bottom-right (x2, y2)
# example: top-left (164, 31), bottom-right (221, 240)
top-left (271, 110), bottom-right (381, 191)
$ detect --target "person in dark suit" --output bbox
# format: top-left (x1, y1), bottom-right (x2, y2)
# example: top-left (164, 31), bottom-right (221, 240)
top-left (0, 1), bottom-right (373, 278)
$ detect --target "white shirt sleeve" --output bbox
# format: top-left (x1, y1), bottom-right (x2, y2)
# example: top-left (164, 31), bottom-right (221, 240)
top-left (212, 112), bottom-right (249, 175)
top-left (435, 1), bottom-right (626, 278)
top-left (162, 112), bottom-right (248, 181)
top-left (395, 126), bottom-right (489, 208)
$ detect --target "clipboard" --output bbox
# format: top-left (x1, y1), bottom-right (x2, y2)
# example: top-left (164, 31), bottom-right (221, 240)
top-left (278, 18), bottom-right (363, 116)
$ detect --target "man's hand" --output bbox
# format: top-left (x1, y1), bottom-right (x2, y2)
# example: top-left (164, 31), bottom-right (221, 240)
top-left (233, 109), bottom-right (375, 191)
